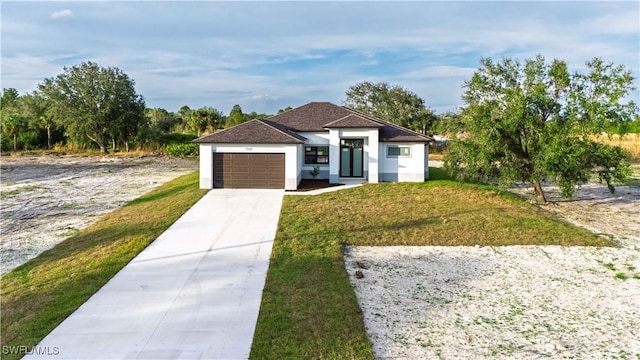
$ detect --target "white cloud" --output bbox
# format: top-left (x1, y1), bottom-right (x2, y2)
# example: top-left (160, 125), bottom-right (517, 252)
top-left (50, 9), bottom-right (73, 19)
top-left (577, 10), bottom-right (640, 35)
top-left (2, 1), bottom-right (637, 114)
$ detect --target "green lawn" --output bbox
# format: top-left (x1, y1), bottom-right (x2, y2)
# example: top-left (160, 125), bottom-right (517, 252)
top-left (0, 172), bottom-right (207, 360)
top-left (250, 178), bottom-right (614, 359)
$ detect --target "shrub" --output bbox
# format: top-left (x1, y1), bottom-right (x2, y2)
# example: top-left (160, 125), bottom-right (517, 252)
top-left (164, 143), bottom-right (198, 157)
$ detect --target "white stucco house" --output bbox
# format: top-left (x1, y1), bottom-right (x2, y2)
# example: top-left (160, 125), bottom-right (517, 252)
top-left (194, 102), bottom-right (433, 190)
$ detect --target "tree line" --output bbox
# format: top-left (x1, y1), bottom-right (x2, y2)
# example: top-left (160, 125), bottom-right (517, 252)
top-left (0, 62), bottom-right (273, 153)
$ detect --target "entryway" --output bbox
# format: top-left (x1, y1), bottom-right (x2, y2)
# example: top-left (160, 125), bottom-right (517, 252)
top-left (340, 139), bottom-right (364, 177)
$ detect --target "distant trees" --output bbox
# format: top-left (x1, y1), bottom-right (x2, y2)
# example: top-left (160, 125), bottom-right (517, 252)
top-left (146, 107), bottom-right (179, 133)
top-left (167, 106), bottom-right (224, 136)
top-left (1, 70), bottom-right (277, 153)
top-left (224, 104), bottom-right (270, 128)
top-left (1, 88), bottom-right (26, 151)
top-left (445, 55), bottom-right (637, 203)
top-left (186, 106), bottom-right (225, 136)
top-left (38, 62), bottom-right (146, 153)
top-left (226, 104), bottom-right (248, 127)
top-left (344, 81), bottom-right (437, 133)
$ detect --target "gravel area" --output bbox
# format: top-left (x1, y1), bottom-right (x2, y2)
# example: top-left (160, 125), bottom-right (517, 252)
top-left (0, 155), bottom-right (197, 274)
top-left (346, 160), bottom-right (640, 359)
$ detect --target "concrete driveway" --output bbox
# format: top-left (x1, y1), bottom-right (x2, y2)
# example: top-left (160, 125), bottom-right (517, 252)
top-left (25, 189), bottom-right (284, 360)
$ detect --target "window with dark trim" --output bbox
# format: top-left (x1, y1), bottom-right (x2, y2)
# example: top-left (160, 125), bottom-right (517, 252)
top-left (305, 146), bottom-right (329, 164)
top-left (387, 146), bottom-right (411, 157)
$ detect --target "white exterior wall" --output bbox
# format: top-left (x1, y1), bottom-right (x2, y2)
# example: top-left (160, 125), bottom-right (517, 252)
top-left (298, 132), bottom-right (331, 180)
top-left (199, 137), bottom-right (429, 189)
top-left (199, 143), bottom-right (301, 190)
top-left (199, 144), bottom-right (214, 189)
top-left (378, 142), bottom-right (426, 182)
top-left (328, 129), bottom-right (341, 184)
top-left (368, 129), bottom-right (379, 183)
top-left (297, 132), bottom-right (330, 144)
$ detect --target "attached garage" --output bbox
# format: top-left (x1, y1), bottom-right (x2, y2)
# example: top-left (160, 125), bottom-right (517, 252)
top-left (213, 153), bottom-right (285, 189)
top-left (194, 119), bottom-right (306, 190)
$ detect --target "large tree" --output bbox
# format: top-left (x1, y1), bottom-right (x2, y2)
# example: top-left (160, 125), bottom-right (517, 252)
top-left (343, 81), bottom-right (436, 132)
top-left (38, 61), bottom-right (145, 153)
top-left (445, 55), bottom-right (637, 203)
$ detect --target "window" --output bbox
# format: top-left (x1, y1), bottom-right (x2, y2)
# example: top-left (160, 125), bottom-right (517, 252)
top-left (387, 146), bottom-right (411, 157)
top-left (305, 146), bottom-right (329, 164)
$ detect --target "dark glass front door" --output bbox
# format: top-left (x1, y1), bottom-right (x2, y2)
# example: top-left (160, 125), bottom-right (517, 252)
top-left (340, 139), bottom-right (364, 177)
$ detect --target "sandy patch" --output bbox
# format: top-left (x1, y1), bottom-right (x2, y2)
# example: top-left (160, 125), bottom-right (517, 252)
top-left (510, 183), bottom-right (640, 249)
top-left (347, 160), bottom-right (640, 359)
top-left (345, 246), bottom-right (639, 359)
top-left (0, 155), bottom-right (197, 274)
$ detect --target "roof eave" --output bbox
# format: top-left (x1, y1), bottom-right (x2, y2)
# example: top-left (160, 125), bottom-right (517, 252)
top-left (381, 138), bottom-right (432, 143)
top-left (193, 139), bottom-right (304, 144)
top-left (322, 125), bottom-right (384, 129)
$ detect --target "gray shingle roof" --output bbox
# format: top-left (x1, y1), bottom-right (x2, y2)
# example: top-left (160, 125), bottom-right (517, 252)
top-left (195, 102), bottom-right (433, 144)
top-left (193, 119), bottom-right (306, 144)
top-left (266, 102), bottom-right (353, 132)
top-left (323, 114), bottom-right (385, 128)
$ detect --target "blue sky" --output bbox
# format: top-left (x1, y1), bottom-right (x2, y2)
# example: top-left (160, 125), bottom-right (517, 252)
top-left (2, 1), bottom-right (639, 115)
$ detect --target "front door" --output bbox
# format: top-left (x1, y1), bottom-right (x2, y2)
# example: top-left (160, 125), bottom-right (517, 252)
top-left (340, 139), bottom-right (364, 177)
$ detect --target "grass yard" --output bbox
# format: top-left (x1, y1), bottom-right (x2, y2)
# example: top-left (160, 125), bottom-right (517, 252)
top-left (250, 177), bottom-right (614, 359)
top-left (0, 172), bottom-right (206, 360)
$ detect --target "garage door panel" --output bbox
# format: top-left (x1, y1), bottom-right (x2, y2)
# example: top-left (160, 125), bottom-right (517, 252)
top-left (213, 153), bottom-right (285, 189)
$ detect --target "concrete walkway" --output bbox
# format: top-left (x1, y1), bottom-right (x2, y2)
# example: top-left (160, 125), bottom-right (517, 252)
top-left (25, 189), bottom-right (284, 360)
top-left (286, 183), bottom-right (362, 196)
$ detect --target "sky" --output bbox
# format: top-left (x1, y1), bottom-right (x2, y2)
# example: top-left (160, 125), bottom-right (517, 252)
top-left (1, 1), bottom-right (639, 115)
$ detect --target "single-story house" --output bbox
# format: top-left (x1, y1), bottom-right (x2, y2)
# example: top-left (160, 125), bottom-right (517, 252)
top-left (194, 102), bottom-right (433, 190)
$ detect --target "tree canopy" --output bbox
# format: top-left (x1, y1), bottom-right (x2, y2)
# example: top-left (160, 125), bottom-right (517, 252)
top-left (445, 55), bottom-right (637, 203)
top-left (343, 81), bottom-right (436, 132)
top-left (38, 61), bottom-right (146, 153)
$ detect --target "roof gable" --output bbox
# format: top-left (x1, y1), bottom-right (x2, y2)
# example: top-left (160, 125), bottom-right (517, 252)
top-left (193, 119), bottom-right (306, 144)
top-left (323, 114), bottom-right (384, 128)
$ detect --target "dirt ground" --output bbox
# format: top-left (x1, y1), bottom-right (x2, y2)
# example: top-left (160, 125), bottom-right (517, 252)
top-left (510, 182), bottom-right (640, 249)
top-left (0, 155), bottom-right (198, 274)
